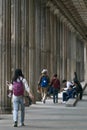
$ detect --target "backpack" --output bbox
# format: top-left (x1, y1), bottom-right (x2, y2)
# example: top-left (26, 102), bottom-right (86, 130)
top-left (13, 80), bottom-right (24, 96)
top-left (40, 76), bottom-right (49, 87)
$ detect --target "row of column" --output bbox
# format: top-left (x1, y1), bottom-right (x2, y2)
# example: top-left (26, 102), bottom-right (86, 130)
top-left (0, 0), bottom-right (86, 112)
top-left (0, 0), bottom-right (11, 112)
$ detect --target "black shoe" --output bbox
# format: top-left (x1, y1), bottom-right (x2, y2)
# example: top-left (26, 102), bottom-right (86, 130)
top-left (22, 123), bottom-right (24, 126)
top-left (14, 121), bottom-right (17, 127)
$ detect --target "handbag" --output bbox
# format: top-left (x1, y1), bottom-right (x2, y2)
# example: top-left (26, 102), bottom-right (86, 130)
top-left (24, 96), bottom-right (32, 106)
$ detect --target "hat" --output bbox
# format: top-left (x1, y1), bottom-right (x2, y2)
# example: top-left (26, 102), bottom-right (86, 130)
top-left (41, 69), bottom-right (48, 74)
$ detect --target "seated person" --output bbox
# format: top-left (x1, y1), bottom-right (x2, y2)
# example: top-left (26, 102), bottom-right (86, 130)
top-left (62, 79), bottom-right (76, 102)
top-left (73, 80), bottom-right (83, 100)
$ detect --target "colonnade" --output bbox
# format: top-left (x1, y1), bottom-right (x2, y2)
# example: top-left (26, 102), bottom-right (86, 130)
top-left (0, 0), bottom-right (86, 113)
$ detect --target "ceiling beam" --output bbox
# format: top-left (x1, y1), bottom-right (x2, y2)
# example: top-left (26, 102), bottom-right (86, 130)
top-left (52, 0), bottom-right (87, 41)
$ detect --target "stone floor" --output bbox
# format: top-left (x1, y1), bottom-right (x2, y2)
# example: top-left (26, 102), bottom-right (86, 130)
top-left (0, 93), bottom-right (87, 130)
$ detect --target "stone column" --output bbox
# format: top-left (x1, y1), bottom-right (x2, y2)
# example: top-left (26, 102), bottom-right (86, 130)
top-left (80, 41), bottom-right (84, 81)
top-left (76, 38), bottom-right (82, 81)
top-left (60, 18), bottom-right (67, 80)
top-left (34, 0), bottom-right (42, 100)
top-left (70, 32), bottom-right (77, 80)
top-left (40, 1), bottom-right (46, 69)
top-left (59, 18), bottom-right (63, 81)
top-left (50, 9), bottom-right (54, 76)
top-left (29, 0), bottom-right (36, 103)
top-left (0, 0), bottom-right (11, 113)
top-left (0, 0), bottom-right (3, 111)
top-left (45, 6), bottom-right (51, 74)
top-left (63, 22), bottom-right (67, 79)
top-left (67, 28), bottom-right (72, 80)
top-left (56, 15), bottom-right (60, 79)
top-left (14, 0), bottom-right (21, 68)
top-left (21, 0), bottom-right (29, 79)
top-left (53, 14), bottom-right (57, 74)
top-left (84, 42), bottom-right (87, 82)
top-left (35, 0), bottom-right (41, 85)
top-left (62, 20), bottom-right (66, 80)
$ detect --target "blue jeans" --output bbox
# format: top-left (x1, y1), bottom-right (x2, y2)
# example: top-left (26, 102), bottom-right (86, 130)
top-left (13, 96), bottom-right (25, 124)
top-left (53, 88), bottom-right (59, 103)
top-left (63, 88), bottom-right (77, 101)
top-left (63, 91), bottom-right (68, 101)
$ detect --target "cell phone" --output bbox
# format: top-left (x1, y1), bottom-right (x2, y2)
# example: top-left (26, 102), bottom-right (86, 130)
top-left (6, 81), bottom-right (10, 85)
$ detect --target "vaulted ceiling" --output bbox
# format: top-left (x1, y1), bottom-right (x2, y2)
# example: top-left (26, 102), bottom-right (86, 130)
top-left (53, 0), bottom-right (87, 41)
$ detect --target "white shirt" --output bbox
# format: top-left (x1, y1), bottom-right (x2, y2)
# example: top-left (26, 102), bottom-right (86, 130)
top-left (64, 81), bottom-right (73, 90)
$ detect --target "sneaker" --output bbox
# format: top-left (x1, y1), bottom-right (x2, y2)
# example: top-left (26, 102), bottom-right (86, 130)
top-left (14, 121), bottom-right (17, 127)
top-left (20, 123), bottom-right (25, 126)
top-left (43, 100), bottom-right (45, 104)
top-left (62, 101), bottom-right (66, 103)
top-left (42, 99), bottom-right (45, 104)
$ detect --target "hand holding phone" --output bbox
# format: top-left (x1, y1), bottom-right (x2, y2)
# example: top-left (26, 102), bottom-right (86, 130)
top-left (6, 81), bottom-right (10, 86)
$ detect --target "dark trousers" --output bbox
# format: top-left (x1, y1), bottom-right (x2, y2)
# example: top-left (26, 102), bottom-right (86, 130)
top-left (53, 88), bottom-right (59, 103)
top-left (77, 90), bottom-right (83, 100)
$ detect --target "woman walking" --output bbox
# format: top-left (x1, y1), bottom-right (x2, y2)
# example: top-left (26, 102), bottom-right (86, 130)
top-left (7, 68), bottom-right (34, 127)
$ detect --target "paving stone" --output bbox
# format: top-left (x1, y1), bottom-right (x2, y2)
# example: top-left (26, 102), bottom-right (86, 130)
top-left (0, 98), bottom-right (87, 130)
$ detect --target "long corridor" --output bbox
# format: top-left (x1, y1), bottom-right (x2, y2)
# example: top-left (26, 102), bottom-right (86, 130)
top-left (0, 94), bottom-right (87, 130)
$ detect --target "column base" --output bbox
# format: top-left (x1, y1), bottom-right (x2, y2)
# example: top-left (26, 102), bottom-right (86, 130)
top-left (0, 107), bottom-right (12, 114)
